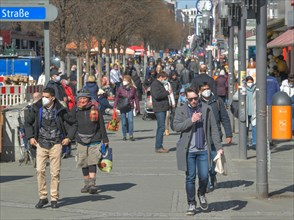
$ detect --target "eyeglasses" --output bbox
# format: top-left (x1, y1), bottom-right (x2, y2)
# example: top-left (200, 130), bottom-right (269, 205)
top-left (187, 97), bottom-right (199, 102)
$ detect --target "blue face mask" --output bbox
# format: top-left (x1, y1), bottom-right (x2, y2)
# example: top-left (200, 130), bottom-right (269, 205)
top-left (161, 80), bottom-right (167, 85)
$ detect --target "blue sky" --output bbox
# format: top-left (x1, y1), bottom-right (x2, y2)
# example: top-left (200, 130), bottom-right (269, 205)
top-left (177, 0), bottom-right (196, 9)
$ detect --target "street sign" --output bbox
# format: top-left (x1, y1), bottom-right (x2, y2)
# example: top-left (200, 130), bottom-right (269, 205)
top-left (0, 4), bottom-right (58, 21)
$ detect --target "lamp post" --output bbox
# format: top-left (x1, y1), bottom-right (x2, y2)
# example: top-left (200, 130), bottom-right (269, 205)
top-left (202, 9), bottom-right (213, 76)
top-left (255, 0), bottom-right (268, 199)
top-left (225, 0), bottom-right (241, 131)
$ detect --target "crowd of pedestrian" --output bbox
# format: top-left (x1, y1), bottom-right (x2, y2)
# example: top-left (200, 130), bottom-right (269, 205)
top-left (26, 52), bottom-right (293, 216)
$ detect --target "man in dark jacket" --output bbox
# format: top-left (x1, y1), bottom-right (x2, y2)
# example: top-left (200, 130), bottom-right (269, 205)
top-left (46, 68), bottom-right (67, 103)
top-left (83, 75), bottom-right (99, 102)
top-left (69, 90), bottom-right (109, 194)
top-left (24, 88), bottom-right (75, 209)
top-left (150, 72), bottom-right (172, 153)
top-left (199, 82), bottom-right (232, 192)
top-left (192, 64), bottom-right (217, 95)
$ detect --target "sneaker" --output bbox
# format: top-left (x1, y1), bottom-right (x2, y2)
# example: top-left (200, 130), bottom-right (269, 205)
top-left (129, 136), bottom-right (135, 141)
top-left (35, 198), bottom-right (49, 209)
top-left (198, 193), bottom-right (208, 211)
top-left (51, 201), bottom-right (59, 208)
top-left (186, 203), bottom-right (196, 216)
top-left (123, 137), bottom-right (127, 141)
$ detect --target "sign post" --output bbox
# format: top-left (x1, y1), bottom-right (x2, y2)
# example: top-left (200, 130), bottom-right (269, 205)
top-left (0, 0), bottom-right (58, 84)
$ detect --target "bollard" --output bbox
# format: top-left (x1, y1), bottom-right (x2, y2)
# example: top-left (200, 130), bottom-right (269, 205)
top-left (271, 92), bottom-right (292, 141)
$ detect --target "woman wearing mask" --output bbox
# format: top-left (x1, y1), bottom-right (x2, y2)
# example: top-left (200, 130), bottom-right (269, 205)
top-left (113, 75), bottom-right (140, 141)
top-left (245, 76), bottom-right (257, 150)
top-left (169, 71), bottom-right (181, 105)
top-left (60, 75), bottom-right (75, 110)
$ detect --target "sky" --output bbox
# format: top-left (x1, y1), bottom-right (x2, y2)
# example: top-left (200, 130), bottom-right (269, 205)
top-left (176, 0), bottom-right (196, 9)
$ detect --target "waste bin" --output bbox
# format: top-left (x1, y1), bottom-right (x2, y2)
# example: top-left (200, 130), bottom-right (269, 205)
top-left (271, 92), bottom-right (292, 141)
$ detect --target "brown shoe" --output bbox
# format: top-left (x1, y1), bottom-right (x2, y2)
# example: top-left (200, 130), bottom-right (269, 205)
top-left (155, 148), bottom-right (169, 153)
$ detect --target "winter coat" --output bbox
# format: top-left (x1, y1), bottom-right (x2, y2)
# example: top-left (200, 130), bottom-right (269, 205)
top-left (98, 93), bottom-right (113, 112)
top-left (83, 82), bottom-right (99, 101)
top-left (180, 68), bottom-right (193, 85)
top-left (46, 80), bottom-right (67, 101)
top-left (188, 61), bottom-right (199, 75)
top-left (24, 99), bottom-right (75, 142)
top-left (215, 75), bottom-right (228, 97)
top-left (113, 86), bottom-right (140, 112)
top-left (266, 76), bottom-right (280, 105)
top-left (192, 73), bottom-right (217, 95)
top-left (150, 79), bottom-right (170, 113)
top-left (169, 78), bottom-right (181, 97)
top-left (246, 85), bottom-right (257, 127)
top-left (131, 73), bottom-right (143, 101)
top-left (173, 102), bottom-right (222, 171)
top-left (62, 83), bottom-right (75, 110)
top-left (69, 102), bottom-right (109, 145)
top-left (200, 94), bottom-right (232, 139)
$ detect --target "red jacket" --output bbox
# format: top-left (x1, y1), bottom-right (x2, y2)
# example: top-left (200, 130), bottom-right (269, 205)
top-left (62, 83), bottom-right (75, 110)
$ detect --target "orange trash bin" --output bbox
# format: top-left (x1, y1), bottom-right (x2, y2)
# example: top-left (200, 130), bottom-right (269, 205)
top-left (271, 92), bottom-right (292, 141)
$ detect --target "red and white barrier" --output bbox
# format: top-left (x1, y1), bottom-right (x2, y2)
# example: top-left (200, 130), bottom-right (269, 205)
top-left (0, 85), bottom-right (43, 107)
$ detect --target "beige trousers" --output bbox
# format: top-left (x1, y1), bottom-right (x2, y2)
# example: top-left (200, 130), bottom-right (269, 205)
top-left (36, 143), bottom-right (62, 201)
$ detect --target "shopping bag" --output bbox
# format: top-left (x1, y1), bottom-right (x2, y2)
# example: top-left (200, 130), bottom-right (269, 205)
top-left (213, 152), bottom-right (228, 176)
top-left (107, 110), bottom-right (120, 131)
top-left (98, 145), bottom-right (113, 173)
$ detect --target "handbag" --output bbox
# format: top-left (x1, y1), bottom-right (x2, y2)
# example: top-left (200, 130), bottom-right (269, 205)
top-left (117, 97), bottom-right (131, 112)
top-left (98, 145), bottom-right (113, 173)
top-left (213, 152), bottom-right (228, 176)
top-left (107, 110), bottom-right (120, 131)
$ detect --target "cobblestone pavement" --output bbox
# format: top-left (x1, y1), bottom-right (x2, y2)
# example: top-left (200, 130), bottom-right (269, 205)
top-left (0, 111), bottom-right (293, 220)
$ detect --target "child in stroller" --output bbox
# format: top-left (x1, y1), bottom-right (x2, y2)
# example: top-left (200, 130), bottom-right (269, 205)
top-left (142, 87), bottom-right (156, 120)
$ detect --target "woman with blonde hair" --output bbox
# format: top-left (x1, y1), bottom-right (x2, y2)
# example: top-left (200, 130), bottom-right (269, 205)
top-left (113, 75), bottom-right (140, 141)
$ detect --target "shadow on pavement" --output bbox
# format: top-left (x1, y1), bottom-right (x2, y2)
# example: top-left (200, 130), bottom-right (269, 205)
top-left (269, 184), bottom-right (294, 198)
top-left (271, 144), bottom-right (293, 154)
top-left (134, 136), bottom-right (155, 140)
top-left (98, 182), bottom-right (136, 193)
top-left (217, 180), bottom-right (254, 189)
top-left (134, 129), bottom-right (153, 133)
top-left (0, 175), bottom-right (33, 183)
top-left (209, 200), bottom-right (248, 212)
top-left (59, 194), bottom-right (114, 207)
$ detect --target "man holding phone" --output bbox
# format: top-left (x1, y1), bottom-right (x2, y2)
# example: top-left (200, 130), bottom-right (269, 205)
top-left (172, 87), bottom-right (224, 216)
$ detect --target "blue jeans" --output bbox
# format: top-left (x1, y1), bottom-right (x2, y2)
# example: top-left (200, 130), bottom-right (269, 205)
top-left (247, 116), bottom-right (256, 146)
top-left (121, 110), bottom-right (134, 137)
top-left (186, 151), bottom-right (209, 205)
top-left (155, 111), bottom-right (166, 149)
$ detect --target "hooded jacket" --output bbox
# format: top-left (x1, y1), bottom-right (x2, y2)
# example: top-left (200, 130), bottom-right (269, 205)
top-left (83, 82), bottom-right (99, 101)
top-left (150, 79), bottom-right (170, 112)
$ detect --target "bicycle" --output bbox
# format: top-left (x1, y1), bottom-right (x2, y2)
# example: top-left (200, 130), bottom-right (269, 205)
top-left (17, 105), bottom-right (36, 168)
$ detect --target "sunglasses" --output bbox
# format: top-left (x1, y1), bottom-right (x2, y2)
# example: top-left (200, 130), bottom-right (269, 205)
top-left (187, 97), bottom-right (199, 102)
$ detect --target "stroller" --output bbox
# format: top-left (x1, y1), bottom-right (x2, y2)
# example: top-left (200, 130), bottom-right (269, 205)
top-left (142, 88), bottom-right (156, 120)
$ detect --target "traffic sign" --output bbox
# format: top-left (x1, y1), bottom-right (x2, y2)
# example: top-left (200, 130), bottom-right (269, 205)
top-left (0, 4), bottom-right (58, 21)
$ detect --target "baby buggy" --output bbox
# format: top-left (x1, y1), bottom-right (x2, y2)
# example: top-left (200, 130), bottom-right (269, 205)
top-left (142, 88), bottom-right (156, 120)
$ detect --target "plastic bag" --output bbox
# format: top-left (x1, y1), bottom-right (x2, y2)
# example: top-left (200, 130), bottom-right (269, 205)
top-left (98, 145), bottom-right (113, 173)
top-left (107, 110), bottom-right (120, 131)
top-left (213, 152), bottom-right (228, 176)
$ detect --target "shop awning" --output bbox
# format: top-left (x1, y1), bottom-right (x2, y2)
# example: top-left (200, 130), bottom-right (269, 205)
top-left (267, 29), bottom-right (294, 48)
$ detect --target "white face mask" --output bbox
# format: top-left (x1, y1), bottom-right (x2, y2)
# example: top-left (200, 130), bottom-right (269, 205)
top-left (247, 82), bottom-right (253, 88)
top-left (123, 81), bottom-right (129, 86)
top-left (64, 80), bottom-right (69, 85)
top-left (55, 75), bottom-right (61, 82)
top-left (42, 97), bottom-right (51, 106)
top-left (202, 89), bottom-right (211, 97)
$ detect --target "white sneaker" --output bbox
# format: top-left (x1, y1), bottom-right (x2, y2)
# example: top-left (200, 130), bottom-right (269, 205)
top-left (186, 203), bottom-right (196, 216)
